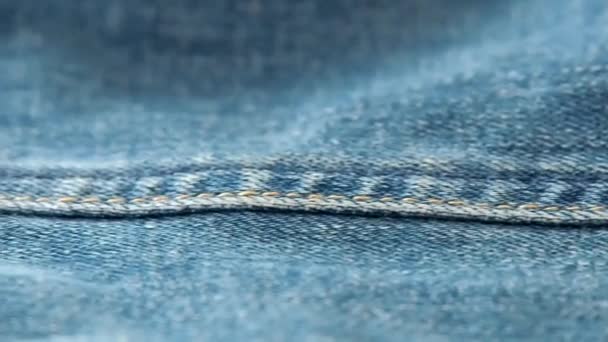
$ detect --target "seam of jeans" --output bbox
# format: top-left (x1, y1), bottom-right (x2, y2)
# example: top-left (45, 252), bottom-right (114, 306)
top-left (0, 191), bottom-right (606, 224)
top-left (0, 191), bottom-right (603, 211)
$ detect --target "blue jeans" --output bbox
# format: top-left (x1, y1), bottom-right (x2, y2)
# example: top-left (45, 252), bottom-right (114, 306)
top-left (1, 0), bottom-right (608, 340)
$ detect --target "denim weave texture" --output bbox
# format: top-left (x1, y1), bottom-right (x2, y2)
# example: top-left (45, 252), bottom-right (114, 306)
top-left (3, 213), bottom-right (608, 341)
top-left (1, 0), bottom-right (608, 340)
top-left (1, 0), bottom-right (608, 223)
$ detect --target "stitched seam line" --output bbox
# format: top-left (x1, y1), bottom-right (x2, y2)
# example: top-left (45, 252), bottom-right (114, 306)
top-left (0, 191), bottom-right (603, 213)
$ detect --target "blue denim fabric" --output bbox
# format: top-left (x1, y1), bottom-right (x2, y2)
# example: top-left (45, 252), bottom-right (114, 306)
top-left (1, 0), bottom-right (608, 224)
top-left (1, 0), bottom-right (608, 340)
top-left (3, 213), bottom-right (608, 341)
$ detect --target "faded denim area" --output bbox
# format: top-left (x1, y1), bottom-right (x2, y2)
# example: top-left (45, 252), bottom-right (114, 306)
top-left (2, 213), bottom-right (608, 341)
top-left (1, 0), bottom-right (608, 341)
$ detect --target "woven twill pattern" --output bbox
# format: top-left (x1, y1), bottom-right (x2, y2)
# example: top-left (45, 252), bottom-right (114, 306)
top-left (3, 213), bottom-right (608, 341)
top-left (2, 0), bottom-right (608, 341)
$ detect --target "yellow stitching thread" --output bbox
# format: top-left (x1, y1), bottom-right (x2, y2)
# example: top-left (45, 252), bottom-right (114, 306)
top-left (495, 204), bottom-right (513, 210)
top-left (0, 192), bottom-right (604, 213)
top-left (152, 195), bottom-right (169, 202)
top-left (238, 190), bottom-right (258, 197)
top-left (58, 197), bottom-right (77, 203)
top-left (447, 200), bottom-right (465, 206)
top-left (518, 204), bottom-right (539, 210)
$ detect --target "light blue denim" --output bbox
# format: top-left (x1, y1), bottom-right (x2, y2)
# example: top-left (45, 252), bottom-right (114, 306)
top-left (1, 0), bottom-right (608, 340)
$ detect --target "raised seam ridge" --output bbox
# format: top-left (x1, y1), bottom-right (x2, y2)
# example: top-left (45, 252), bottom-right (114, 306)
top-left (0, 191), bottom-right (606, 225)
